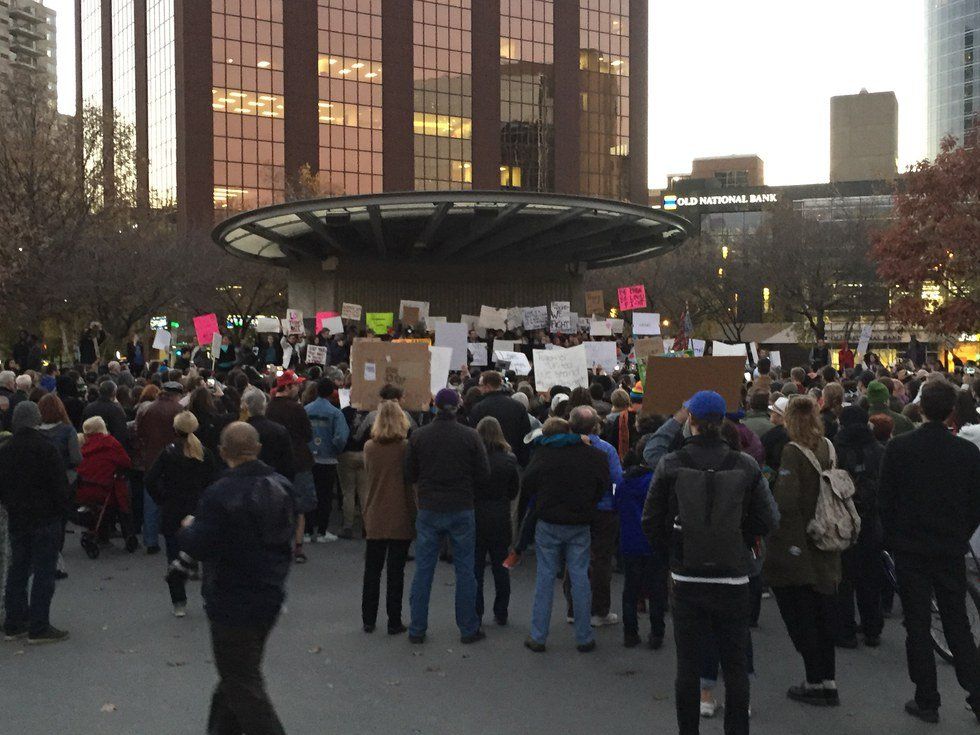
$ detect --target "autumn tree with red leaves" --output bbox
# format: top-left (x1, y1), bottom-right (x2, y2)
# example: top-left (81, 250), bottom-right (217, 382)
top-left (873, 132), bottom-right (980, 335)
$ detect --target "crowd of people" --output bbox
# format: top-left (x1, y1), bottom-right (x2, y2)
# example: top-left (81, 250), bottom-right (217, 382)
top-left (0, 321), bottom-right (978, 735)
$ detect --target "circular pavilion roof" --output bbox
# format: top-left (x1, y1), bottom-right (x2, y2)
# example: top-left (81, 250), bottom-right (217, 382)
top-left (212, 190), bottom-right (692, 269)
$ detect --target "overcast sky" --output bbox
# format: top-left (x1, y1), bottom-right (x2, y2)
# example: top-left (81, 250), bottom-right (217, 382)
top-left (47, 0), bottom-right (928, 188)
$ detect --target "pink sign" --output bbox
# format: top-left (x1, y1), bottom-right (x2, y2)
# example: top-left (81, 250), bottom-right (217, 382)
top-left (617, 285), bottom-right (647, 311)
top-left (193, 313), bottom-right (220, 346)
top-left (316, 311), bottom-right (340, 332)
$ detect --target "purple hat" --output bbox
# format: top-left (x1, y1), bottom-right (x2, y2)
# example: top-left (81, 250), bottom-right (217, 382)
top-left (434, 388), bottom-right (460, 408)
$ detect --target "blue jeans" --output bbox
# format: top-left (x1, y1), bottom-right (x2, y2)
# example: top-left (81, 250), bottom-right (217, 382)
top-left (409, 509), bottom-right (479, 638)
top-left (3, 519), bottom-right (61, 635)
top-left (531, 520), bottom-right (593, 646)
top-left (143, 488), bottom-right (161, 549)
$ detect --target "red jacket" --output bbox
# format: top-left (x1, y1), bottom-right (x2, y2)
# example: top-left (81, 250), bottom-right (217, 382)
top-left (77, 433), bottom-right (133, 513)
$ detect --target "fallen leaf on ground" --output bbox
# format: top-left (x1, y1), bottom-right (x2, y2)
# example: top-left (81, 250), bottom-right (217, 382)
top-left (100, 704), bottom-right (117, 713)
top-left (308, 645), bottom-right (322, 654)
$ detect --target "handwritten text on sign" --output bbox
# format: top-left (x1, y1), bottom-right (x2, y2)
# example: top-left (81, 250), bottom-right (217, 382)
top-left (617, 285), bottom-right (647, 311)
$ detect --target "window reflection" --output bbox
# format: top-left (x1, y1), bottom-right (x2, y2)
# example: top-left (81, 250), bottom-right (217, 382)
top-left (112, 0), bottom-right (137, 200)
top-left (80, 0), bottom-right (103, 203)
top-left (147, 0), bottom-right (176, 206)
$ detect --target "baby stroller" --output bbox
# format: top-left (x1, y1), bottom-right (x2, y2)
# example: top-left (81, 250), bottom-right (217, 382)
top-left (74, 432), bottom-right (138, 559)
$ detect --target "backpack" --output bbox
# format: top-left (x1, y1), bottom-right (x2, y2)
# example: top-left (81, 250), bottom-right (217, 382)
top-left (837, 442), bottom-right (883, 544)
top-left (671, 448), bottom-right (755, 577)
top-left (790, 439), bottom-right (861, 552)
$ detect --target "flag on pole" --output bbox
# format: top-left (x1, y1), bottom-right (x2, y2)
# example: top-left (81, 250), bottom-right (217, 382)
top-left (672, 306), bottom-right (694, 352)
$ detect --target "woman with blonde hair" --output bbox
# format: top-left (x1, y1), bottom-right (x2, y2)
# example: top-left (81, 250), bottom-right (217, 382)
top-left (144, 411), bottom-right (218, 617)
top-left (764, 395), bottom-right (843, 707)
top-left (361, 400), bottom-right (415, 634)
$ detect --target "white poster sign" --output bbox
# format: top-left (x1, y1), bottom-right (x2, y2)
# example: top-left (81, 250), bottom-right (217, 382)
top-left (285, 309), bottom-right (304, 335)
top-left (256, 316), bottom-right (281, 333)
top-left (856, 324), bottom-right (873, 356)
top-left (424, 316), bottom-right (447, 330)
top-left (479, 305), bottom-right (509, 331)
top-left (632, 312), bottom-right (661, 336)
top-left (533, 343), bottom-right (588, 391)
top-left (584, 341), bottom-right (618, 372)
top-left (749, 342), bottom-right (760, 364)
top-left (152, 330), bottom-right (171, 351)
top-left (493, 350), bottom-right (532, 375)
top-left (608, 318), bottom-right (625, 334)
top-left (770, 350), bottom-right (782, 369)
top-left (210, 332), bottom-right (222, 357)
top-left (492, 339), bottom-right (516, 353)
top-left (305, 345), bottom-right (328, 365)
top-left (341, 303), bottom-right (363, 321)
top-left (506, 307), bottom-right (524, 331)
top-left (460, 314), bottom-right (486, 339)
top-left (338, 388), bottom-right (351, 410)
top-left (429, 345), bottom-right (454, 395)
top-left (589, 320), bottom-right (612, 337)
top-left (522, 306), bottom-right (548, 331)
top-left (435, 322), bottom-right (469, 369)
top-left (712, 341), bottom-right (748, 358)
top-left (468, 342), bottom-right (488, 367)
top-left (322, 316), bottom-right (344, 335)
top-left (691, 338), bottom-right (706, 357)
top-left (550, 301), bottom-right (572, 332)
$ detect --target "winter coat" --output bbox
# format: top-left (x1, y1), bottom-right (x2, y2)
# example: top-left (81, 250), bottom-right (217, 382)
top-left (247, 416), bottom-right (296, 480)
top-left (0, 427), bottom-right (69, 533)
top-left (305, 397), bottom-right (349, 464)
top-left (615, 466), bottom-right (654, 557)
top-left (363, 439), bottom-right (415, 540)
top-left (76, 433), bottom-right (133, 513)
top-left (405, 413), bottom-right (491, 513)
top-left (469, 391), bottom-right (532, 466)
top-left (734, 422), bottom-right (765, 465)
top-left (145, 443), bottom-right (219, 536)
top-left (833, 422), bottom-right (885, 546)
top-left (137, 394), bottom-right (183, 470)
top-left (522, 435), bottom-right (609, 526)
top-left (587, 433), bottom-right (624, 511)
top-left (267, 396), bottom-right (314, 472)
top-left (82, 398), bottom-right (130, 450)
top-left (39, 422), bottom-right (82, 485)
top-left (474, 449), bottom-right (520, 546)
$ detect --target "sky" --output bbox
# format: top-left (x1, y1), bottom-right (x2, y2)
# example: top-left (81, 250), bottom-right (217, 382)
top-left (45, 0), bottom-right (928, 188)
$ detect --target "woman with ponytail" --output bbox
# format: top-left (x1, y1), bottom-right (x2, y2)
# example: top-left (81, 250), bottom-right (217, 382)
top-left (145, 411), bottom-right (219, 617)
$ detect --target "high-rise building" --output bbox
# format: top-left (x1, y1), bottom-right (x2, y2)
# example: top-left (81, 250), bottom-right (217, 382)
top-left (689, 155), bottom-right (765, 188)
top-left (0, 0), bottom-right (57, 94)
top-left (75, 0), bottom-right (649, 234)
top-left (830, 89), bottom-right (898, 182)
top-left (927, 0), bottom-right (979, 157)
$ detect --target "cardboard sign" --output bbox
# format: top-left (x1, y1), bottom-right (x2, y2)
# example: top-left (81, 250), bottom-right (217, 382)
top-left (152, 330), bottom-right (171, 351)
top-left (691, 338), bottom-right (707, 357)
top-left (193, 313), bottom-right (220, 346)
top-left (435, 322), bottom-right (469, 369)
top-left (321, 316), bottom-right (344, 335)
top-left (584, 341), bottom-right (618, 372)
top-left (255, 316), bottom-right (281, 333)
top-left (341, 303), bottom-right (362, 321)
top-left (350, 341), bottom-right (431, 411)
top-left (306, 345), bottom-right (328, 365)
top-left (429, 345), bottom-right (454, 395)
top-left (533, 343), bottom-right (588, 391)
top-left (468, 342), bottom-right (488, 367)
top-left (365, 312), bottom-right (394, 335)
top-left (285, 309), bottom-right (304, 335)
top-left (550, 301), bottom-right (572, 332)
top-left (617, 284), bottom-right (647, 311)
top-left (392, 338), bottom-right (431, 345)
top-left (493, 350), bottom-right (532, 375)
top-left (585, 290), bottom-right (604, 317)
top-left (522, 306), bottom-right (548, 331)
top-left (479, 305), bottom-right (509, 332)
top-left (632, 312), bottom-right (661, 336)
top-left (712, 341), bottom-right (748, 358)
top-left (589, 320), bottom-right (612, 337)
top-left (641, 356), bottom-right (747, 416)
top-left (399, 300), bottom-right (430, 321)
top-left (856, 324), bottom-right (873, 356)
top-left (634, 337), bottom-right (665, 364)
top-left (402, 306), bottom-right (421, 327)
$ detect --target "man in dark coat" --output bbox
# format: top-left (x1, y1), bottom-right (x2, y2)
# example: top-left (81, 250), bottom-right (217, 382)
top-left (82, 380), bottom-right (130, 449)
top-left (469, 371), bottom-right (531, 466)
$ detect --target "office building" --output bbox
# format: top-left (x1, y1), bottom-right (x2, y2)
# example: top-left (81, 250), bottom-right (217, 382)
top-left (0, 0), bottom-right (57, 94)
top-left (689, 154), bottom-right (765, 188)
top-left (927, 0), bottom-right (979, 157)
top-left (830, 89), bottom-right (898, 182)
top-left (75, 0), bottom-right (650, 234)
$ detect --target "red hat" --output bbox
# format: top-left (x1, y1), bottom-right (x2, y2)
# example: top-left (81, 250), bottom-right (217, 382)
top-left (274, 370), bottom-right (306, 392)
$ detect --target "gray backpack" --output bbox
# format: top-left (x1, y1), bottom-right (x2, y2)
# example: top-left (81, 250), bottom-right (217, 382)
top-left (790, 439), bottom-right (861, 552)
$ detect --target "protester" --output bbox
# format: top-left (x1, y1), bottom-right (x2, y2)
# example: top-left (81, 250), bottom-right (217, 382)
top-left (136, 381), bottom-right (184, 554)
top-left (361, 401), bottom-right (415, 635)
top-left (469, 371), bottom-right (531, 466)
top-left (38, 394), bottom-right (82, 579)
top-left (865, 380), bottom-right (914, 436)
top-left (879, 379), bottom-right (980, 724)
top-left (305, 379), bottom-right (350, 538)
top-left (743, 390), bottom-right (774, 439)
top-left (178, 422), bottom-right (294, 735)
top-left (405, 388), bottom-right (490, 644)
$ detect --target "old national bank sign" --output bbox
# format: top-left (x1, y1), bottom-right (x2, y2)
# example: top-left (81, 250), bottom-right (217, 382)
top-left (663, 191), bottom-right (780, 211)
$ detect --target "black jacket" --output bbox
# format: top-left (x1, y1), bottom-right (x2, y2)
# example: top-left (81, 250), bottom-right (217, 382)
top-left (474, 449), bottom-right (520, 545)
top-left (405, 412), bottom-right (491, 513)
top-left (469, 391), bottom-right (532, 466)
top-left (248, 415), bottom-right (296, 480)
top-left (761, 425), bottom-right (789, 470)
top-left (0, 427), bottom-right (70, 533)
top-left (145, 444), bottom-right (219, 536)
top-left (179, 461), bottom-right (295, 627)
top-left (833, 422), bottom-right (885, 545)
top-left (83, 399), bottom-right (131, 451)
top-left (522, 441), bottom-right (609, 526)
top-left (879, 422), bottom-right (980, 558)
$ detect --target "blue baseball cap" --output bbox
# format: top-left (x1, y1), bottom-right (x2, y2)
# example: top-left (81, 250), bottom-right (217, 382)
top-left (684, 390), bottom-right (727, 419)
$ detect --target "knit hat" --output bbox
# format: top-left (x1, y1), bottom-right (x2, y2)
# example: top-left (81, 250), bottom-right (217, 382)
top-left (11, 401), bottom-right (40, 431)
top-left (840, 405), bottom-right (869, 427)
top-left (866, 380), bottom-right (890, 407)
top-left (434, 388), bottom-right (459, 409)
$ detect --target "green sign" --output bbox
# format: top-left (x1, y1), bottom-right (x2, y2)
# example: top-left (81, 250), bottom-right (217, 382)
top-left (365, 312), bottom-right (394, 335)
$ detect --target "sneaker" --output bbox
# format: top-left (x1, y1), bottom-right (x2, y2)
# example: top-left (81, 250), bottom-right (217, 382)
top-left (502, 551), bottom-right (522, 569)
top-left (28, 626), bottom-right (69, 645)
top-left (317, 532), bottom-right (338, 543)
top-left (293, 546), bottom-right (307, 564)
top-left (303, 534), bottom-right (314, 544)
top-left (524, 637), bottom-right (546, 653)
top-left (700, 700), bottom-right (717, 718)
top-left (3, 625), bottom-right (28, 641)
top-left (387, 623), bottom-right (407, 636)
top-left (566, 615), bottom-right (575, 624)
top-left (591, 612), bottom-right (619, 627)
top-left (824, 688), bottom-right (840, 707)
top-left (576, 640), bottom-right (597, 653)
top-left (339, 527), bottom-right (354, 540)
top-left (623, 631), bottom-right (641, 648)
top-left (172, 603), bottom-right (187, 618)
top-left (460, 630), bottom-right (486, 645)
top-left (409, 634), bottom-right (426, 645)
top-left (787, 684), bottom-right (832, 707)
top-left (648, 634), bottom-right (664, 650)
top-left (904, 699), bottom-right (939, 724)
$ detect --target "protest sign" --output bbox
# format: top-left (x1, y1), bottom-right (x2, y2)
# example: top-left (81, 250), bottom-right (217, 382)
top-left (314, 311), bottom-right (338, 332)
top-left (617, 284), bottom-right (647, 311)
top-left (585, 290), bottom-right (605, 317)
top-left (492, 339), bottom-right (516, 353)
top-left (429, 345), bottom-right (454, 396)
top-left (691, 338), bottom-right (707, 357)
top-left (712, 341), bottom-right (748, 358)
top-left (285, 309), bottom-right (304, 335)
top-left (632, 312), bottom-right (661, 336)
top-left (210, 331), bottom-right (223, 358)
top-left (152, 330), bottom-right (172, 351)
top-left (393, 338), bottom-right (431, 345)
top-left (568, 312), bottom-right (579, 328)
top-left (578, 317), bottom-right (591, 331)
top-left (338, 388), bottom-right (351, 410)
top-left (402, 306), bottom-right (421, 327)
top-left (435, 322), bottom-right (469, 368)
top-left (341, 303), bottom-right (362, 321)
top-left (749, 342), bottom-right (760, 365)
top-left (255, 316), bottom-right (281, 333)
top-left (399, 300), bottom-right (430, 321)
top-left (550, 301), bottom-right (572, 332)
top-left (608, 318), bottom-right (625, 334)
top-left (365, 312), bottom-right (394, 335)
top-left (584, 341), bottom-right (618, 372)
top-left (770, 350), bottom-right (782, 369)
top-left (425, 316), bottom-right (446, 327)
top-left (306, 345), bottom-right (328, 365)
top-left (641, 356), bottom-right (746, 416)
top-left (544, 344), bottom-right (564, 351)
top-left (522, 306), bottom-right (548, 331)
top-left (193, 313), bottom-right (220, 346)
top-left (856, 324), bottom-right (873, 356)
top-left (468, 342), bottom-right (488, 367)
top-left (479, 305), bottom-right (508, 331)
top-left (506, 307), bottom-right (524, 331)
top-left (634, 337), bottom-right (665, 364)
top-left (460, 314), bottom-right (486, 338)
top-left (533, 344), bottom-right (588, 391)
top-left (321, 316), bottom-right (344, 335)
top-left (493, 350), bottom-right (532, 375)
top-left (589, 320), bottom-right (612, 337)
top-left (350, 341), bottom-right (431, 411)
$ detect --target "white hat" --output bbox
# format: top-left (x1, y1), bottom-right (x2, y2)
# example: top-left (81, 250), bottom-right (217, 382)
top-left (769, 396), bottom-right (790, 417)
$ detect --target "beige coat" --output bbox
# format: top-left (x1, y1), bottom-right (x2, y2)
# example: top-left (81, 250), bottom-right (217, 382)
top-left (363, 439), bottom-right (416, 540)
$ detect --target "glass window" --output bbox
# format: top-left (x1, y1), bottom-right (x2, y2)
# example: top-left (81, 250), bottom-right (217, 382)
top-left (112, 0), bottom-right (138, 201)
top-left (80, 0), bottom-right (104, 203)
